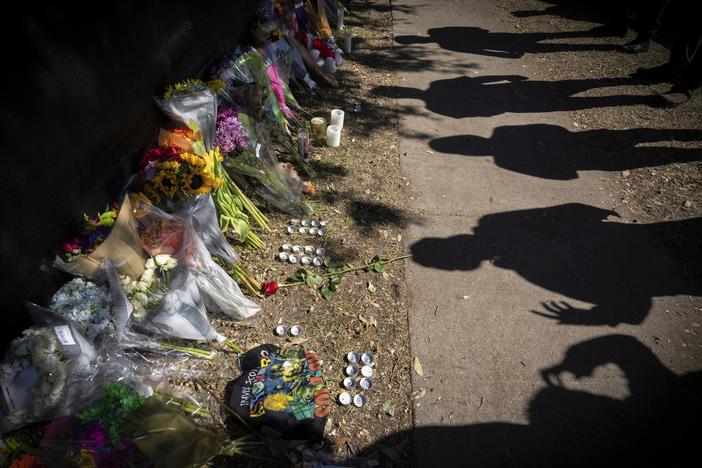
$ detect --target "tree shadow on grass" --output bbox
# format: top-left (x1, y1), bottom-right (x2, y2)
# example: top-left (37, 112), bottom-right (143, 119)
top-left (347, 199), bottom-right (417, 236)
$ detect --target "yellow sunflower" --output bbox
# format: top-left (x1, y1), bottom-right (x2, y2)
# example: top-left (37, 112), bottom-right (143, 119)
top-left (153, 171), bottom-right (179, 199)
top-left (140, 185), bottom-right (162, 206)
top-left (156, 160), bottom-right (181, 171)
top-left (179, 152), bottom-right (207, 168)
top-left (183, 167), bottom-right (215, 195)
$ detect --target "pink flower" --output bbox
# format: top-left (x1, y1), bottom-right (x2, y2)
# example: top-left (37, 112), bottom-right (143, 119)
top-left (262, 281), bottom-right (279, 296)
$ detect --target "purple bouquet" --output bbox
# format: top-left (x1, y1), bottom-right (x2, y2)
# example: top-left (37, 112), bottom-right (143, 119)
top-left (215, 107), bottom-right (249, 153)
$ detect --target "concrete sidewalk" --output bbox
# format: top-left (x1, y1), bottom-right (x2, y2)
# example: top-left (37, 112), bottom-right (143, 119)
top-left (389, 0), bottom-right (702, 465)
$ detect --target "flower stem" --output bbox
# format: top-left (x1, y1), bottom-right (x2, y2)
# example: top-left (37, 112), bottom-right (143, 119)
top-left (159, 342), bottom-right (216, 359)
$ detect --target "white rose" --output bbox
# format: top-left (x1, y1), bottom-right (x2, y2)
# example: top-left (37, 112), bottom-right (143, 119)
top-left (134, 292), bottom-right (149, 305)
top-left (145, 258), bottom-right (156, 270)
top-left (154, 254), bottom-right (171, 267)
top-left (141, 269), bottom-right (155, 284)
top-left (136, 281), bottom-right (149, 292)
top-left (165, 257), bottom-right (178, 270)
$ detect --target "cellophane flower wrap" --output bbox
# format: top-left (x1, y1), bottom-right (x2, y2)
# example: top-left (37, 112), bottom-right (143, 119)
top-left (1, 306), bottom-right (98, 433)
top-left (222, 114), bottom-right (312, 216)
top-left (126, 197), bottom-right (259, 340)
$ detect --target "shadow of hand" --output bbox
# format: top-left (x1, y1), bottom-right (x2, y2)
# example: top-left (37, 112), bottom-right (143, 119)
top-left (531, 300), bottom-right (617, 326)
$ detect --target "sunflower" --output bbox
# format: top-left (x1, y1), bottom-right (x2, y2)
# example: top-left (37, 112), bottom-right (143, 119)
top-left (153, 170), bottom-right (179, 199)
top-left (179, 152), bottom-right (207, 168)
top-left (184, 167), bottom-right (214, 195)
top-left (140, 185), bottom-right (162, 206)
top-left (156, 160), bottom-right (181, 171)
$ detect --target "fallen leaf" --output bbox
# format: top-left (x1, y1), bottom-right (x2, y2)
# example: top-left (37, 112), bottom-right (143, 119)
top-left (413, 357), bottom-right (424, 376)
top-left (381, 401), bottom-right (396, 417)
top-left (367, 281), bottom-right (376, 293)
top-left (412, 387), bottom-right (426, 399)
top-left (425, 150), bottom-right (434, 154)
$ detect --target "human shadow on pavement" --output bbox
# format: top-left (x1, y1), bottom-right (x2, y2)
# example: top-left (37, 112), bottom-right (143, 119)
top-left (355, 334), bottom-right (702, 467)
top-left (410, 203), bottom-right (701, 326)
top-left (430, 124), bottom-right (702, 180)
top-left (511, 0), bottom-right (611, 23)
top-left (373, 75), bottom-right (651, 118)
top-left (394, 27), bottom-right (617, 59)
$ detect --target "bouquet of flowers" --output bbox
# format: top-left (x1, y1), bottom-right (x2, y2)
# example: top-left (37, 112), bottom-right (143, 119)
top-left (53, 196), bottom-right (146, 280)
top-left (134, 144), bottom-right (223, 208)
top-left (49, 278), bottom-right (112, 342)
top-left (40, 382), bottom-right (225, 468)
top-left (0, 313), bottom-right (97, 433)
top-left (223, 114), bottom-right (313, 216)
top-left (61, 205), bottom-right (118, 262)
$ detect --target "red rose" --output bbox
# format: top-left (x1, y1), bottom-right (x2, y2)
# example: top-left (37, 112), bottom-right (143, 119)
top-left (262, 281), bottom-right (279, 296)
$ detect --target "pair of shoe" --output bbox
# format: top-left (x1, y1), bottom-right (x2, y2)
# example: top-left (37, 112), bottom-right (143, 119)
top-left (620, 39), bottom-right (650, 54)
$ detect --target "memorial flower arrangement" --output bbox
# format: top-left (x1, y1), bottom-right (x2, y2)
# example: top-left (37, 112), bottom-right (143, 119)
top-left (215, 107), bottom-right (250, 153)
top-left (1, 328), bottom-right (71, 431)
top-left (49, 279), bottom-right (112, 341)
top-left (136, 145), bottom-right (223, 206)
top-left (61, 206), bottom-right (119, 262)
top-left (120, 254), bottom-right (178, 321)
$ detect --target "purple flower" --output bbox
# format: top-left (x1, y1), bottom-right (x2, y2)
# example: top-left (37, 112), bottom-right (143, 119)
top-left (81, 422), bottom-right (107, 451)
top-left (215, 107), bottom-right (250, 153)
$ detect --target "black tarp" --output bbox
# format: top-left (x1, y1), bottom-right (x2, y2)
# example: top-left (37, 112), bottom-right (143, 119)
top-left (0, 1), bottom-right (258, 351)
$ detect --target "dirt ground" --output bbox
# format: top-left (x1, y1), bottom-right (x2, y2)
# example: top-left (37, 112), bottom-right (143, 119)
top-left (193, 1), bottom-right (414, 466)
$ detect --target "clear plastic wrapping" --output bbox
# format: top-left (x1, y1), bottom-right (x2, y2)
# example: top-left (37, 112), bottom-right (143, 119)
top-left (1, 305), bottom-right (100, 433)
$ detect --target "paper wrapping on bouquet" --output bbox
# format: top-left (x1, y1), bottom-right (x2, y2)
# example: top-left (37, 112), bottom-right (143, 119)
top-left (1, 305), bottom-right (99, 433)
top-left (53, 196), bottom-right (146, 280)
top-left (227, 344), bottom-right (330, 441)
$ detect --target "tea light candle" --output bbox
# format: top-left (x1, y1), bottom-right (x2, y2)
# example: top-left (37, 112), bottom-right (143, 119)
top-left (330, 109), bottom-right (344, 129)
top-left (310, 117), bottom-right (326, 140)
top-left (326, 124), bottom-right (341, 148)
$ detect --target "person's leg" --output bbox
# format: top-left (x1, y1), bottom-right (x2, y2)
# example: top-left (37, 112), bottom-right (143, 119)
top-left (621, 0), bottom-right (671, 53)
top-left (658, 32), bottom-right (702, 106)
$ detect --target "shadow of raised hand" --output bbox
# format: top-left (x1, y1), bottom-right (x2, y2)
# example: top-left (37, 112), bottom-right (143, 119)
top-left (531, 301), bottom-right (619, 326)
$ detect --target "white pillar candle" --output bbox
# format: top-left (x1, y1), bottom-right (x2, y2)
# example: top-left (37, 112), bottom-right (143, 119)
top-left (337, 2), bottom-right (345, 30)
top-left (330, 109), bottom-right (344, 129)
top-left (343, 30), bottom-right (352, 54)
top-left (326, 124), bottom-right (341, 148)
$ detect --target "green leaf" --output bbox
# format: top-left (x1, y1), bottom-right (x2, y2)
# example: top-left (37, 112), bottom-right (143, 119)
top-left (330, 275), bottom-right (343, 285)
top-left (320, 285), bottom-right (334, 301)
top-left (305, 272), bottom-right (323, 287)
top-left (366, 255), bottom-right (385, 273)
top-left (288, 268), bottom-right (309, 283)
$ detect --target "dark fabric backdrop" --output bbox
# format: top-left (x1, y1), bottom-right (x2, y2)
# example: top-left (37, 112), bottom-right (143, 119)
top-left (0, 1), bottom-right (258, 351)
